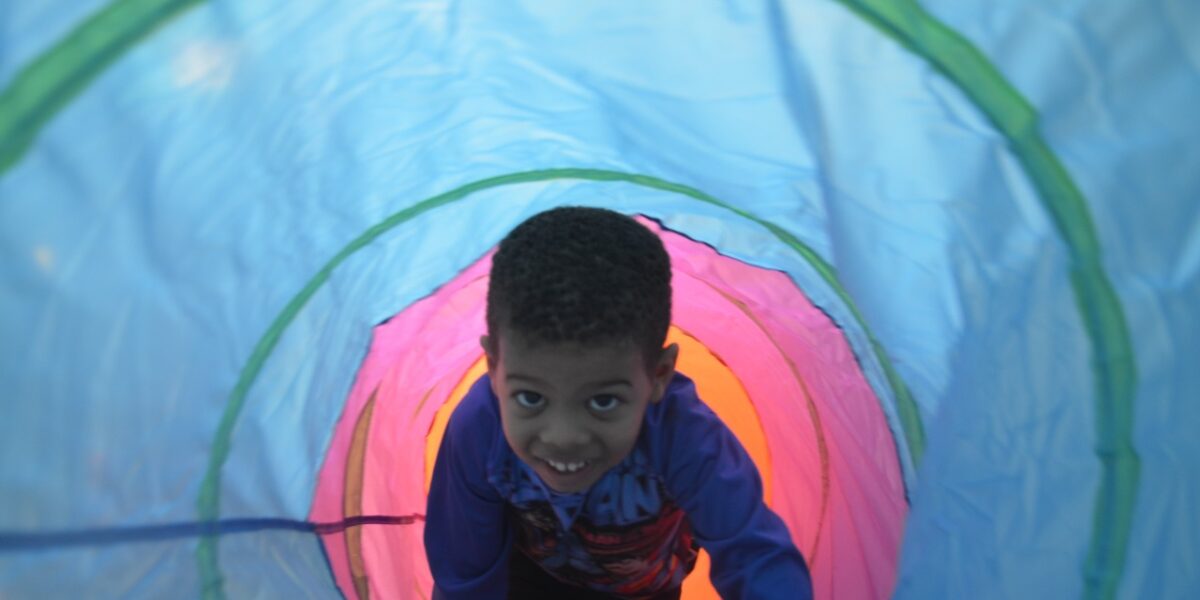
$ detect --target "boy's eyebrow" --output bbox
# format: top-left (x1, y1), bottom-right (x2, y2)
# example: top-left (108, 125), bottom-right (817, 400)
top-left (506, 374), bottom-right (632, 389)
top-left (588, 378), bottom-right (633, 389)
top-left (507, 373), bottom-right (547, 385)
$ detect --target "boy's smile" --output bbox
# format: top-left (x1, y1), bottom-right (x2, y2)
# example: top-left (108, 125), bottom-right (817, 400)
top-left (484, 331), bottom-right (677, 493)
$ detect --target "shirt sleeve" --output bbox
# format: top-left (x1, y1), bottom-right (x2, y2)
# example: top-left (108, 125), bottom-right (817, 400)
top-left (656, 377), bottom-right (813, 600)
top-left (424, 378), bottom-right (513, 600)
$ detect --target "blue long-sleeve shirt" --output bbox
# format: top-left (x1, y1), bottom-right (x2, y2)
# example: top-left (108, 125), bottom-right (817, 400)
top-left (424, 373), bottom-right (812, 599)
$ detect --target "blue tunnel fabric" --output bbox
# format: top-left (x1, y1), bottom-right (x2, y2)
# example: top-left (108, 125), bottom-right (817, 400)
top-left (1, 1), bottom-right (1197, 598)
top-left (897, 2), bottom-right (1200, 598)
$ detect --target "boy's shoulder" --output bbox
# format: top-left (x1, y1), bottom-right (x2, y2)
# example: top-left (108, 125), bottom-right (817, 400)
top-left (646, 371), bottom-right (710, 428)
top-left (642, 371), bottom-right (726, 454)
top-left (445, 374), bottom-right (502, 444)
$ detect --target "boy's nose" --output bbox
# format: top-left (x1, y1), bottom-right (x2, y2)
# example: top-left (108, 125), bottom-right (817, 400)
top-left (538, 421), bottom-right (589, 448)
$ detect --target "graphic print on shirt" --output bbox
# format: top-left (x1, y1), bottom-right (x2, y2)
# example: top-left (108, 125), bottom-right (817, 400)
top-left (491, 447), bottom-right (699, 596)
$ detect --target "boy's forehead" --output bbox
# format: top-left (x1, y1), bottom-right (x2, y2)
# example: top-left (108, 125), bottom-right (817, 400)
top-left (488, 328), bottom-right (671, 400)
top-left (495, 329), bottom-right (645, 369)
top-left (500, 330), bottom-right (636, 359)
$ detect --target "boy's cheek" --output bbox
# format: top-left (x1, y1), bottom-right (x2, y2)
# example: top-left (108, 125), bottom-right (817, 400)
top-left (499, 416), bottom-right (534, 455)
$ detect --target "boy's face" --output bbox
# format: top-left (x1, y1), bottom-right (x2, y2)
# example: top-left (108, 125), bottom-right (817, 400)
top-left (483, 330), bottom-right (678, 493)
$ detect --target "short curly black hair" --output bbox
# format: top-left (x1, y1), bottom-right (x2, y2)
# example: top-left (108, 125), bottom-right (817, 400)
top-left (486, 206), bottom-right (672, 369)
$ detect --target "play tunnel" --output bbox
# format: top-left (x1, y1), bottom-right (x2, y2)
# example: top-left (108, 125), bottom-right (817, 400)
top-left (310, 218), bottom-right (907, 599)
top-left (1, 1), bottom-right (1196, 599)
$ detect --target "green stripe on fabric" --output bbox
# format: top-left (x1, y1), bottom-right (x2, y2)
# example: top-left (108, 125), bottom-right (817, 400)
top-left (640, 175), bottom-right (927, 462)
top-left (195, 168), bottom-right (923, 597)
top-left (0, 0), bottom-right (204, 176)
top-left (835, 1), bottom-right (1140, 597)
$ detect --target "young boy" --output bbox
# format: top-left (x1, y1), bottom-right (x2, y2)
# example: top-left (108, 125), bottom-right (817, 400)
top-left (424, 207), bottom-right (812, 599)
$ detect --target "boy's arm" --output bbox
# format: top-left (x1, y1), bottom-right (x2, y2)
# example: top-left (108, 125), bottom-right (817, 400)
top-left (660, 389), bottom-right (813, 600)
top-left (423, 386), bottom-right (512, 600)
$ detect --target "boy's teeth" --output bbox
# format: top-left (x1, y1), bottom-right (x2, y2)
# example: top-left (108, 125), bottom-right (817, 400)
top-left (547, 459), bottom-right (588, 473)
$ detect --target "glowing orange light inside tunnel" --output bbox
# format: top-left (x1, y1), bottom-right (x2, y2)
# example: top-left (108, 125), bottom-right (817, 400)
top-left (423, 326), bottom-right (770, 600)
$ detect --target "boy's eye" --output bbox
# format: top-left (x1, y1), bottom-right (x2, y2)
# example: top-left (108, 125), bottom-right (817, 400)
top-left (588, 394), bottom-right (621, 412)
top-left (513, 391), bottom-right (545, 409)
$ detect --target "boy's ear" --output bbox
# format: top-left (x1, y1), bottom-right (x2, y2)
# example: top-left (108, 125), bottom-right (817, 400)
top-left (481, 335), bottom-right (500, 398)
top-left (480, 335), bottom-right (496, 371)
top-left (650, 343), bottom-right (679, 403)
